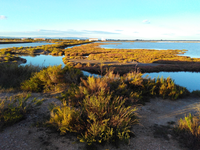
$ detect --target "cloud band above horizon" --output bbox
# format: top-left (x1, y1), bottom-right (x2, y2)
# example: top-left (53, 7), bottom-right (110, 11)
top-left (0, 15), bottom-right (7, 19)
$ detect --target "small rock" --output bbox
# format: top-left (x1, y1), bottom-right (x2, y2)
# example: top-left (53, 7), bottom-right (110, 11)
top-left (167, 134), bottom-right (172, 139)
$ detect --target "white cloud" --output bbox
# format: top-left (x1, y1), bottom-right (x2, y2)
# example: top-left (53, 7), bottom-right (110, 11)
top-left (0, 15), bottom-right (7, 19)
top-left (142, 19), bottom-right (150, 24)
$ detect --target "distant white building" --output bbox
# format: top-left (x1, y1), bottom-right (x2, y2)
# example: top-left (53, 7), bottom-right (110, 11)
top-left (89, 38), bottom-right (98, 41)
top-left (101, 38), bottom-right (106, 41)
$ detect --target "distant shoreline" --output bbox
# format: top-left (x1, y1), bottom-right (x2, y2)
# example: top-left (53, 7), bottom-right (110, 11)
top-left (105, 40), bottom-right (200, 43)
top-left (0, 42), bottom-right (32, 44)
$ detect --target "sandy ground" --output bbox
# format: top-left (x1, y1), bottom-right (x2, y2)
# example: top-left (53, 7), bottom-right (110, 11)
top-left (0, 93), bottom-right (199, 150)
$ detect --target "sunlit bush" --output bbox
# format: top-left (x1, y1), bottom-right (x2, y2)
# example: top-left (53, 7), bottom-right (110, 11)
top-left (0, 94), bottom-right (44, 128)
top-left (48, 92), bottom-right (138, 145)
top-left (21, 65), bottom-right (83, 92)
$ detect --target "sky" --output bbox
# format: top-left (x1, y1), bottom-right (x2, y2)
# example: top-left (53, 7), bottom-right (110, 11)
top-left (0, 0), bottom-right (200, 40)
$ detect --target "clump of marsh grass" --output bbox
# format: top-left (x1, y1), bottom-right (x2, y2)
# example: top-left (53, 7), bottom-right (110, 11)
top-left (21, 65), bottom-right (83, 92)
top-left (59, 70), bottom-right (189, 108)
top-left (48, 91), bottom-right (138, 145)
top-left (147, 76), bottom-right (189, 100)
top-left (0, 94), bottom-right (44, 129)
top-left (0, 63), bottom-right (42, 90)
top-left (191, 90), bottom-right (200, 97)
top-left (174, 106), bottom-right (200, 149)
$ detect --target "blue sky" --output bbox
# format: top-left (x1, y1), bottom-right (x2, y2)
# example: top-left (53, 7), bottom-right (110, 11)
top-left (0, 0), bottom-right (200, 40)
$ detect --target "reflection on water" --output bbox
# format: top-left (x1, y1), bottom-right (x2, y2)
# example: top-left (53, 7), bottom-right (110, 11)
top-left (20, 55), bottom-right (100, 77)
top-left (20, 55), bottom-right (65, 67)
top-left (143, 72), bottom-right (200, 92)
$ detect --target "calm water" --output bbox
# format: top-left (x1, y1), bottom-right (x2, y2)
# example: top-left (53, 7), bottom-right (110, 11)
top-left (0, 42), bottom-right (54, 49)
top-left (143, 72), bottom-right (199, 92)
top-left (100, 42), bottom-right (200, 58)
top-left (20, 55), bottom-right (65, 67)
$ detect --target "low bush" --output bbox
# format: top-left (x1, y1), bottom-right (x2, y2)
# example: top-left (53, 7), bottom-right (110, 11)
top-left (174, 109), bottom-right (200, 149)
top-left (0, 63), bottom-right (42, 89)
top-left (21, 65), bottom-right (83, 92)
top-left (48, 91), bottom-right (138, 145)
top-left (0, 94), bottom-right (43, 129)
top-left (59, 71), bottom-right (189, 108)
top-left (191, 90), bottom-right (200, 97)
top-left (145, 76), bottom-right (189, 100)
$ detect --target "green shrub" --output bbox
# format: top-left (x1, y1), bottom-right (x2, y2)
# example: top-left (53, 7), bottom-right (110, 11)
top-left (21, 65), bottom-right (83, 92)
top-left (59, 71), bottom-right (188, 109)
top-left (191, 90), bottom-right (200, 97)
top-left (48, 92), bottom-right (138, 145)
top-left (0, 94), bottom-right (43, 128)
top-left (0, 63), bottom-right (42, 89)
top-left (48, 101), bottom-right (83, 134)
top-left (178, 113), bottom-right (200, 137)
top-left (174, 110), bottom-right (200, 149)
top-left (148, 76), bottom-right (189, 100)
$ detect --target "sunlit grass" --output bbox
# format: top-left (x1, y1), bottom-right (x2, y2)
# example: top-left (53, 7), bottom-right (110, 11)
top-left (0, 63), bottom-right (43, 90)
top-left (174, 104), bottom-right (200, 149)
top-left (48, 91), bottom-right (138, 145)
top-left (0, 93), bottom-right (44, 129)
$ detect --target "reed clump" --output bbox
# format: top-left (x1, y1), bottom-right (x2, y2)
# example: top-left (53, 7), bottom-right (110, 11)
top-left (174, 107), bottom-right (200, 149)
top-left (0, 94), bottom-right (44, 129)
top-left (59, 70), bottom-right (189, 108)
top-left (145, 76), bottom-right (189, 100)
top-left (0, 63), bottom-right (42, 90)
top-left (48, 91), bottom-right (138, 145)
top-left (21, 65), bottom-right (83, 92)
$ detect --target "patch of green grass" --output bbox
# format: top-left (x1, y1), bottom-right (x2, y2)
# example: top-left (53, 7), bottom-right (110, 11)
top-left (21, 65), bottom-right (83, 92)
top-left (48, 91), bottom-right (138, 145)
top-left (0, 63), bottom-right (42, 90)
top-left (0, 94), bottom-right (42, 129)
top-left (191, 90), bottom-right (200, 97)
top-left (145, 76), bottom-right (189, 100)
top-left (174, 106), bottom-right (200, 150)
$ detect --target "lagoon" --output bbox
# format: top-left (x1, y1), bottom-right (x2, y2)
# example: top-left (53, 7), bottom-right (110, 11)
top-left (20, 55), bottom-right (65, 67)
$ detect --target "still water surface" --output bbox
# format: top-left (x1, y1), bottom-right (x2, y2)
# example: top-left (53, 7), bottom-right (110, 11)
top-left (142, 72), bottom-right (199, 92)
